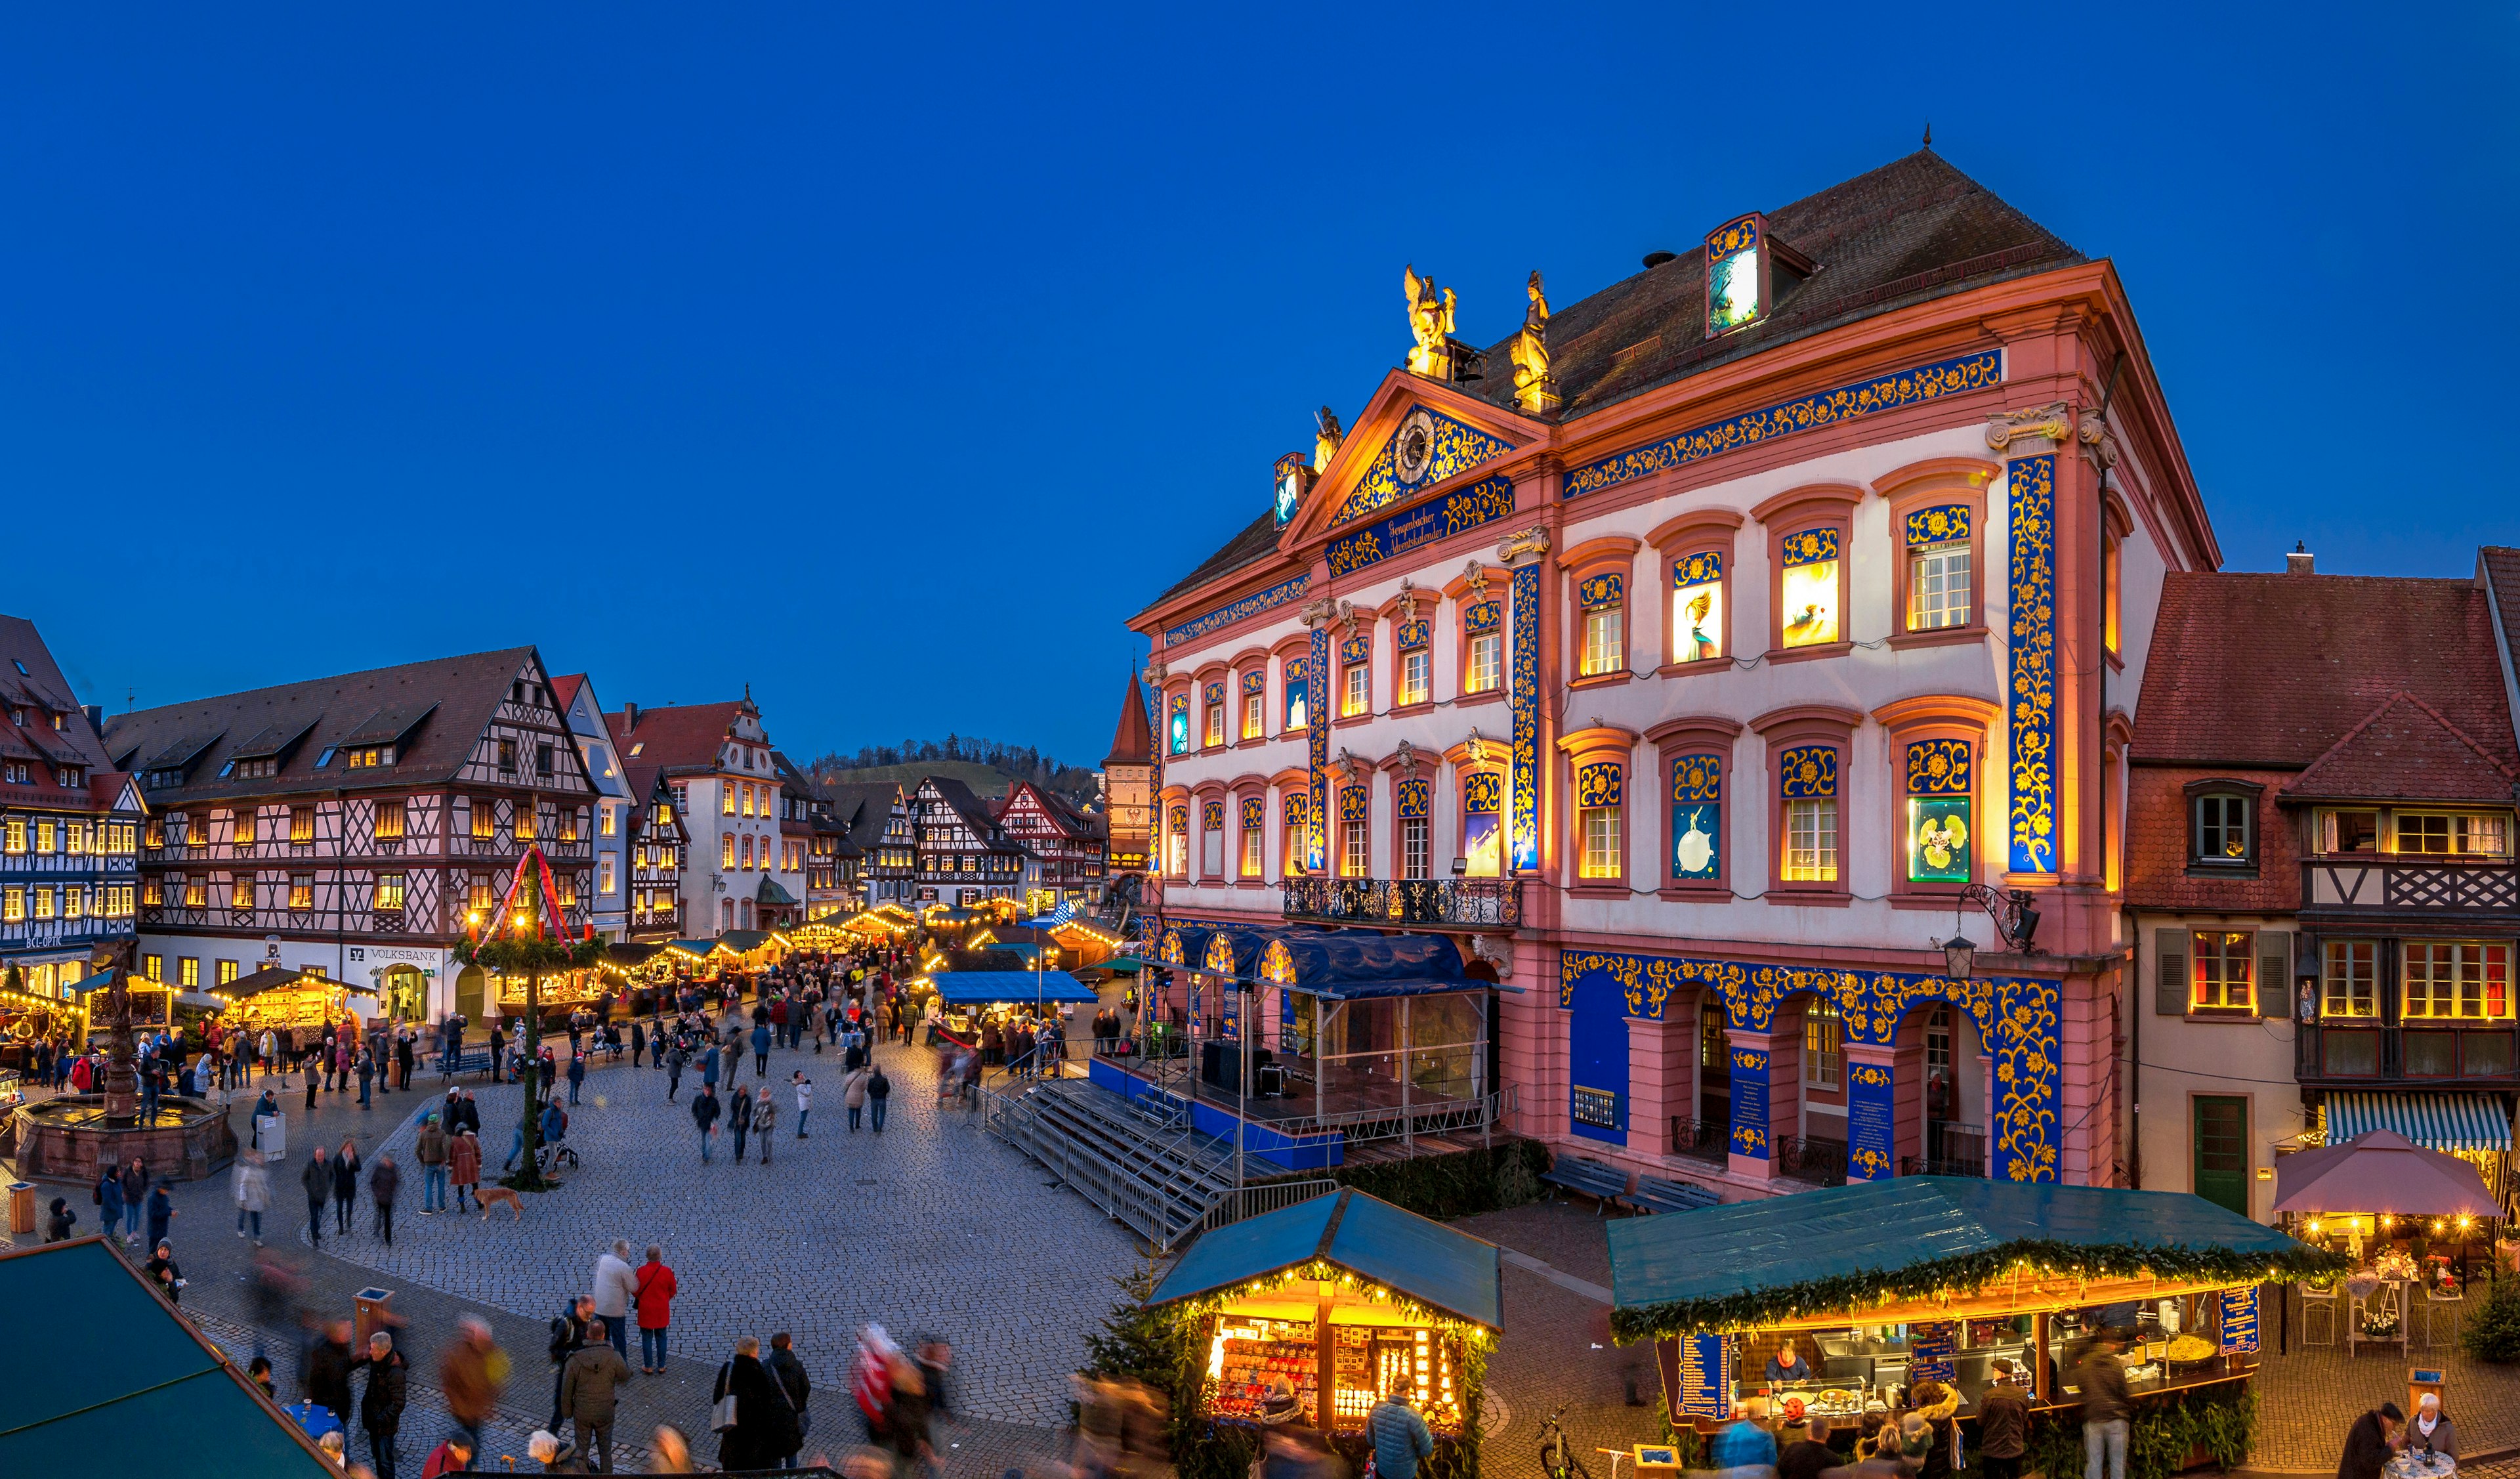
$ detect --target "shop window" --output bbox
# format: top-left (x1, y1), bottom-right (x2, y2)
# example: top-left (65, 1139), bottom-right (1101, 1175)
top-left (1462, 601), bottom-right (1502, 694)
top-left (1778, 529), bottom-right (1841, 649)
top-left (1903, 740), bottom-right (1973, 884)
top-left (2191, 794), bottom-right (2252, 866)
top-left (2404, 943), bottom-right (2511, 1019)
top-left (1239, 796), bottom-right (1265, 878)
top-left (1204, 681), bottom-right (1227, 748)
top-left (1397, 777), bottom-right (1430, 880)
top-left (1242, 670), bottom-right (1266, 739)
top-left (1396, 622), bottom-right (1431, 707)
top-left (1284, 658), bottom-right (1309, 731)
top-left (1576, 762), bottom-right (1623, 880)
top-left (2190, 930), bottom-right (2256, 1012)
top-left (1904, 505), bottom-right (1974, 631)
top-left (2319, 810), bottom-right (2380, 854)
top-left (1339, 786), bottom-right (1369, 878)
top-left (1461, 771), bottom-right (1502, 878)
top-left (1778, 745), bottom-right (1839, 882)
top-left (1340, 636), bottom-right (1371, 718)
top-left (2322, 940), bottom-right (2378, 1018)
top-left (1578, 575), bottom-right (1625, 677)
top-left (1803, 999), bottom-right (1841, 1088)
top-left (1167, 805), bottom-right (1189, 878)
top-left (2397, 813), bottom-right (2511, 857)
top-left (1168, 693), bottom-right (1190, 756)
top-left (1202, 800), bottom-right (1226, 878)
top-left (1670, 753), bottom-right (1722, 882)
top-left (1671, 552), bottom-right (1725, 664)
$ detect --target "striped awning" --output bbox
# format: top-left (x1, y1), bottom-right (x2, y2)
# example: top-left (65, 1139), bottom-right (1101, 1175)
top-left (2326, 1090), bottom-right (2513, 1151)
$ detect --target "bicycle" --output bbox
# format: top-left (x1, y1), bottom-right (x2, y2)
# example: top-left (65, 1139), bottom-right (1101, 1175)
top-left (1538, 1402), bottom-right (1593, 1479)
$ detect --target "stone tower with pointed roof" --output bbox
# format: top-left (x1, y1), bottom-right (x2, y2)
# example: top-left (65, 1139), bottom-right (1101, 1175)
top-left (1101, 672), bottom-right (1154, 875)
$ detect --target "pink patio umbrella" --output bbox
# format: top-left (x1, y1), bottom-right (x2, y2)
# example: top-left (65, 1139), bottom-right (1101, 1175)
top-left (2273, 1128), bottom-right (2498, 1217)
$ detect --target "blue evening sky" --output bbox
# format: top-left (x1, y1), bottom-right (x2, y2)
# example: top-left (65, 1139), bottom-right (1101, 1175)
top-left (2, 7), bottom-right (2511, 763)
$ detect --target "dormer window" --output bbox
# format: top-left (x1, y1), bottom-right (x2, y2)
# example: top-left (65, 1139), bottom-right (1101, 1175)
top-left (1701, 213), bottom-right (1815, 339)
top-left (2191, 792), bottom-right (2254, 867)
top-left (345, 746), bottom-right (393, 769)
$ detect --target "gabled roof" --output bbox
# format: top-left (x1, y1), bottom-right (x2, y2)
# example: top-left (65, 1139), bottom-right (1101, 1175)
top-left (100, 647), bottom-right (549, 804)
top-left (1104, 672), bottom-right (1152, 767)
top-left (2285, 692), bottom-right (2518, 804)
top-left (1153, 1188), bottom-right (1502, 1329)
top-left (605, 700), bottom-right (755, 773)
top-left (2132, 571), bottom-right (2517, 772)
top-left (0, 615), bottom-right (114, 807)
top-left (818, 782), bottom-right (904, 852)
top-left (917, 775), bottom-right (1009, 838)
top-left (549, 674), bottom-right (587, 713)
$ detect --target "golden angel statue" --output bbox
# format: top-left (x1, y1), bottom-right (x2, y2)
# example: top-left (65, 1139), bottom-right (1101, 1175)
top-left (1509, 269), bottom-right (1560, 413)
top-left (1314, 406), bottom-right (1344, 473)
top-left (1403, 264), bottom-right (1456, 378)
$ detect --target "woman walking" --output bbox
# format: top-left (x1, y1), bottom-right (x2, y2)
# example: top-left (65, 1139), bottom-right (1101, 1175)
top-left (729, 1086), bottom-right (753, 1164)
top-left (845, 1065), bottom-right (870, 1132)
top-left (234, 1149), bottom-right (271, 1246)
top-left (332, 1137), bottom-right (363, 1235)
top-left (449, 1129), bottom-right (482, 1214)
top-left (752, 1090), bottom-right (776, 1165)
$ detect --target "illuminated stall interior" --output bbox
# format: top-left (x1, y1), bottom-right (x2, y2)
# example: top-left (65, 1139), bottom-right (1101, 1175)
top-left (215, 965), bottom-right (375, 1048)
top-left (918, 969), bottom-right (1097, 1040)
top-left (1608, 1178), bottom-right (2341, 1428)
top-left (1150, 1188), bottom-right (1498, 1440)
top-left (1, 961), bottom-right (90, 1065)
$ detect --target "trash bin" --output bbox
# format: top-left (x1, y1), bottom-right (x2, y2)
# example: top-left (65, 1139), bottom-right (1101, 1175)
top-left (8, 1182), bottom-right (33, 1235)
top-left (255, 1110), bottom-right (286, 1163)
top-left (354, 1287), bottom-right (396, 1350)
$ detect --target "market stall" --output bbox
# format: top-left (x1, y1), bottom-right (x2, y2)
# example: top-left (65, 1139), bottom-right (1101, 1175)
top-left (0, 972), bottom-right (87, 1069)
top-left (1148, 1187), bottom-right (1497, 1458)
top-left (2273, 1129), bottom-right (2498, 1349)
top-left (919, 969), bottom-right (1097, 1041)
top-left (1607, 1177), bottom-right (2341, 1449)
top-left (214, 967), bottom-right (377, 1050)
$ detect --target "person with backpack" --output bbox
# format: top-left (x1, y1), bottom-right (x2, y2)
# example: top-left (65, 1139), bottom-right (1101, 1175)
top-left (547, 1295), bottom-right (595, 1432)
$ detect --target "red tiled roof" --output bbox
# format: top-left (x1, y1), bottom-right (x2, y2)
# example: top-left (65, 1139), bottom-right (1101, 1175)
top-left (2284, 692), bottom-right (2517, 803)
top-left (549, 674), bottom-right (587, 712)
top-left (2131, 571), bottom-right (2516, 769)
top-left (1104, 673), bottom-right (1152, 767)
top-left (2124, 765), bottom-right (2301, 913)
top-left (605, 700), bottom-right (755, 772)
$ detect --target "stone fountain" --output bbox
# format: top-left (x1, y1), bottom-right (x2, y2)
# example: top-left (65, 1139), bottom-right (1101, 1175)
top-left (5, 941), bottom-right (236, 1183)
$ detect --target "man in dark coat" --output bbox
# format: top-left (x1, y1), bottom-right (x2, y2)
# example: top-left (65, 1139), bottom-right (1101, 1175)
top-left (712, 1338), bottom-right (799, 1470)
top-left (2338, 1403), bottom-right (2403, 1479)
top-left (301, 1146), bottom-right (333, 1247)
top-left (352, 1331), bottom-right (409, 1479)
top-left (305, 1318), bottom-right (358, 1428)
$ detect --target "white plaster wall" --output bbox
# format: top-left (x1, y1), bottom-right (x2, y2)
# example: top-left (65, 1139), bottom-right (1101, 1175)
top-left (2122, 911), bottom-right (2301, 1221)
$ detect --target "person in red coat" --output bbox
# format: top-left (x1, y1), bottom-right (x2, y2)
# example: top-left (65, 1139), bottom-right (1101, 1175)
top-left (633, 1245), bottom-right (678, 1374)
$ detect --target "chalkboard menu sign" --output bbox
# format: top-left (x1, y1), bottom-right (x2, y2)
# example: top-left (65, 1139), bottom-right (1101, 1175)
top-left (2220, 1287), bottom-right (2259, 1356)
top-left (1908, 1321), bottom-right (1956, 1385)
top-left (1675, 1333), bottom-right (1732, 1419)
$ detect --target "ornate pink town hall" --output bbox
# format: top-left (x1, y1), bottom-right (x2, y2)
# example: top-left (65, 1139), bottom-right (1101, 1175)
top-left (1127, 150), bottom-right (2219, 1196)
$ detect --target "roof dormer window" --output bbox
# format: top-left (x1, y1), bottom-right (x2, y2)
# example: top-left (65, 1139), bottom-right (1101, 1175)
top-left (1702, 212), bottom-right (1815, 339)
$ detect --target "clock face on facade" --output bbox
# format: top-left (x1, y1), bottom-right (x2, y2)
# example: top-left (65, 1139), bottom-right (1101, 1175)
top-left (1395, 408), bottom-right (1437, 484)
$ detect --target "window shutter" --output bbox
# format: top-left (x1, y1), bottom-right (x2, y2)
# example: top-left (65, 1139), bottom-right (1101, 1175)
top-left (2154, 928), bottom-right (2188, 1016)
top-left (2259, 931), bottom-right (2294, 1019)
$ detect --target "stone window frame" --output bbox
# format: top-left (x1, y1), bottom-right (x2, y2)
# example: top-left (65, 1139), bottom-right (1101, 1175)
top-left (1876, 456), bottom-right (1998, 652)
top-left (1751, 702), bottom-right (1863, 907)
top-left (1648, 509), bottom-right (1744, 680)
top-left (1647, 715), bottom-right (1744, 901)
top-left (1872, 693), bottom-right (2002, 908)
top-left (1555, 723), bottom-right (1640, 896)
top-left (1557, 535), bottom-right (1643, 691)
top-left (1750, 482), bottom-right (1863, 665)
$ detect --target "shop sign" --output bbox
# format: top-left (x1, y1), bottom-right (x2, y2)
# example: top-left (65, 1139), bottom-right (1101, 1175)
top-left (1673, 1332), bottom-right (1730, 1419)
top-left (1908, 1321), bottom-right (1956, 1385)
top-left (2219, 1287), bottom-right (2258, 1355)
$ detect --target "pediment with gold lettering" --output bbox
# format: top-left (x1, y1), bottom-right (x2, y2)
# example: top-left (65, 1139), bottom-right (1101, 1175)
top-left (1284, 374), bottom-right (1543, 553)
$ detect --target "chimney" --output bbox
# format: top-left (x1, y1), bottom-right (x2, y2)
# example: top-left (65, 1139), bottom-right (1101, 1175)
top-left (2288, 541), bottom-right (2315, 576)
top-left (623, 702), bottom-right (639, 730)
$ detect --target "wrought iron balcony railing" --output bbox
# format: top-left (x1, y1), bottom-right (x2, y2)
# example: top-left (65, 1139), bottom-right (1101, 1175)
top-left (1778, 1134), bottom-right (1849, 1187)
top-left (1280, 876), bottom-right (1522, 930)
top-left (1668, 1116), bottom-right (1727, 1163)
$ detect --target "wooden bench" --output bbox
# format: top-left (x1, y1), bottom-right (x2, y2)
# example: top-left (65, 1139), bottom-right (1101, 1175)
top-left (1540, 1154), bottom-right (1632, 1214)
top-left (1628, 1175), bottom-right (1721, 1214)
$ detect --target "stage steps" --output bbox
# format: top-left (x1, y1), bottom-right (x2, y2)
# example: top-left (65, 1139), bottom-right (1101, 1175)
top-left (980, 1077), bottom-right (1255, 1251)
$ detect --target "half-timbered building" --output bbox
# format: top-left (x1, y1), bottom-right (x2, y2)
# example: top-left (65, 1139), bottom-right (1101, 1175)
top-left (1133, 149), bottom-right (2222, 1193)
top-left (621, 761), bottom-right (689, 942)
top-left (996, 779), bottom-right (1106, 905)
top-left (911, 776), bottom-right (1024, 908)
top-left (103, 647), bottom-right (598, 1024)
top-left (823, 782), bottom-right (916, 911)
top-left (2128, 549), bottom-right (2520, 1219)
top-left (554, 673), bottom-right (635, 944)
top-left (605, 694), bottom-right (801, 936)
top-left (0, 616), bottom-right (144, 1006)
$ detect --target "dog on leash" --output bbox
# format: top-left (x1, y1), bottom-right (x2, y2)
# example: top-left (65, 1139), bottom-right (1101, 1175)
top-left (475, 1186), bottom-right (525, 1220)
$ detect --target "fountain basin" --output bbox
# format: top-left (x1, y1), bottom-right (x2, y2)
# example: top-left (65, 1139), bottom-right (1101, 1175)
top-left (7, 1095), bottom-right (238, 1183)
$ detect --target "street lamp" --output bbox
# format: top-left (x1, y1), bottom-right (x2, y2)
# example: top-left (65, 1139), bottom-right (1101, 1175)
top-left (1939, 884), bottom-right (2042, 977)
top-left (1940, 931), bottom-right (1977, 982)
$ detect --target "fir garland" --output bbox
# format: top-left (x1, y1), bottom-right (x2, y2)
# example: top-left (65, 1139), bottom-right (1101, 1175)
top-left (1609, 1237), bottom-right (2347, 1343)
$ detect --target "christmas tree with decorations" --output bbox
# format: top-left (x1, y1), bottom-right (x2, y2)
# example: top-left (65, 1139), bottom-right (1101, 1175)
top-left (455, 847), bottom-right (602, 1190)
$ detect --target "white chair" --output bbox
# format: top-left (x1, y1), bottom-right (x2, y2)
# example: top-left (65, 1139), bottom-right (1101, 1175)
top-left (2301, 1281), bottom-right (2339, 1346)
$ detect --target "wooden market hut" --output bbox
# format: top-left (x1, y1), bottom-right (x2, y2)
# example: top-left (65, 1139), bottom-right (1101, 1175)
top-left (1607, 1177), bottom-right (2341, 1442)
top-left (1150, 1188), bottom-right (1499, 1455)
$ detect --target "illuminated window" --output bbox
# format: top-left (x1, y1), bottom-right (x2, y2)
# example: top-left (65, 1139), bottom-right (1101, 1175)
top-left (2319, 810), bottom-right (2379, 854)
top-left (1577, 574), bottom-right (1624, 677)
top-left (2404, 943), bottom-right (2511, 1020)
top-left (178, 958), bottom-right (200, 988)
top-left (1903, 740), bottom-right (1972, 884)
top-left (31, 886), bottom-right (52, 919)
top-left (1339, 635), bottom-right (1370, 718)
top-left (1284, 659), bottom-right (1310, 732)
top-left (1168, 693), bottom-right (1191, 756)
top-left (722, 832), bottom-right (736, 868)
top-left (1242, 671), bottom-right (1265, 739)
top-left (1, 819), bottom-right (18, 853)
top-left (2397, 813), bottom-right (2510, 857)
top-left (2320, 941), bottom-right (2378, 1018)
top-left (2192, 794), bottom-right (2252, 865)
top-left (559, 807), bottom-right (579, 843)
top-left (230, 878), bottom-right (253, 909)
top-left (1779, 746), bottom-right (1838, 883)
top-left (515, 805), bottom-right (537, 842)
top-left (469, 874), bottom-right (493, 911)
top-left (2190, 930), bottom-right (2255, 1012)
top-left (1167, 805), bottom-right (1188, 878)
top-left (1204, 681), bottom-right (1226, 747)
top-left (1669, 753), bottom-right (1722, 882)
top-left (1803, 999), bottom-right (1842, 1088)
top-left (1, 887), bottom-right (20, 922)
top-left (64, 822), bottom-right (85, 855)
top-left (1337, 787), bottom-right (1369, 878)
top-left (377, 873), bottom-right (406, 912)
top-left (142, 879), bottom-right (162, 908)
top-left (182, 877), bottom-right (205, 909)
top-left (1239, 796), bottom-right (1264, 878)
top-left (2103, 530), bottom-right (2122, 652)
top-left (142, 954), bottom-right (160, 981)
top-left (557, 871), bottom-right (578, 907)
top-left (1576, 762), bottom-right (1622, 880)
top-left (600, 804), bottom-right (618, 838)
top-left (1281, 792), bottom-right (1310, 877)
top-left (740, 834), bottom-right (753, 870)
top-left (600, 857), bottom-right (616, 895)
top-left (1462, 599), bottom-right (1502, 694)
top-left (62, 885), bottom-right (82, 918)
top-left (1461, 771), bottom-right (1502, 878)
top-left (1778, 529), bottom-right (1841, 649)
top-left (1396, 777), bottom-right (1430, 880)
top-left (289, 874), bottom-right (314, 911)
top-left (1399, 643), bottom-right (1430, 708)
top-left (1705, 214), bottom-right (1765, 334)
top-left (471, 802), bottom-right (495, 841)
top-left (1670, 553), bottom-right (1725, 664)
top-left (1901, 505), bottom-right (1974, 632)
top-left (216, 959), bottom-right (239, 986)
top-left (33, 821), bottom-right (53, 855)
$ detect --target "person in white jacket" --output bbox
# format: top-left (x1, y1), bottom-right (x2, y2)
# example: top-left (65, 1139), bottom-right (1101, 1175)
top-left (793, 1071), bottom-right (813, 1140)
top-left (591, 1241), bottom-right (639, 1361)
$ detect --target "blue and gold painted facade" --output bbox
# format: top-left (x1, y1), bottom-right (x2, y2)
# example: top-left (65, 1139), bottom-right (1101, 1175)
top-left (1305, 626), bottom-right (1328, 874)
top-left (1780, 528), bottom-right (1839, 568)
top-left (1576, 761), bottom-right (1623, 809)
top-left (1846, 1060), bottom-right (1895, 1180)
top-left (1578, 573), bottom-right (1624, 610)
top-left (1562, 350), bottom-right (2003, 498)
top-left (1905, 740), bottom-right (1971, 796)
top-left (1162, 573), bottom-right (1309, 649)
top-left (1671, 550), bottom-right (1722, 588)
top-left (1509, 562), bottom-right (1541, 872)
top-left (1904, 505), bottom-right (1972, 547)
top-left (1323, 475), bottom-right (1517, 578)
top-left (1396, 777), bottom-right (1429, 820)
top-left (1670, 753), bottom-right (1722, 882)
top-left (2006, 454), bottom-right (2057, 874)
top-left (1557, 946), bottom-right (2063, 1183)
top-left (1328, 406), bottom-right (1517, 527)
top-left (1777, 745), bottom-right (1838, 799)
